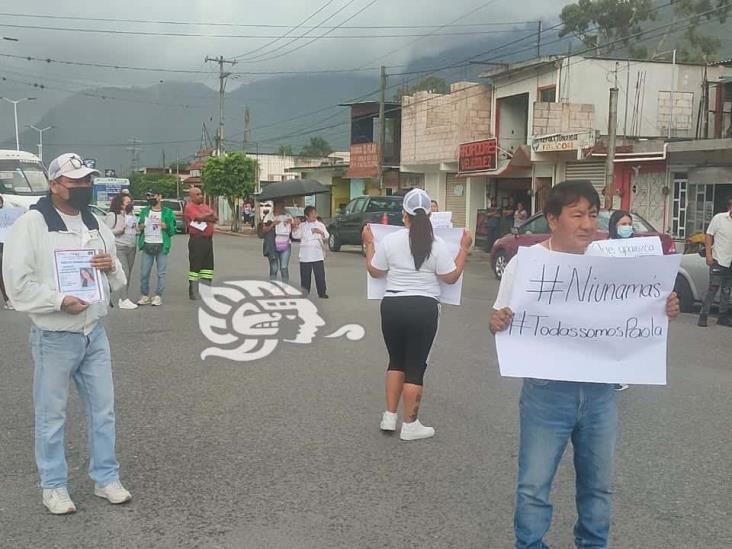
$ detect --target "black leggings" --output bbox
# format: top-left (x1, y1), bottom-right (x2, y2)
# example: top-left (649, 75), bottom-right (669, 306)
top-left (380, 295), bottom-right (440, 386)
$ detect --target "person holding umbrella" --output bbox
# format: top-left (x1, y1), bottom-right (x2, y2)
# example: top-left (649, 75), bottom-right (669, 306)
top-left (261, 200), bottom-right (298, 282)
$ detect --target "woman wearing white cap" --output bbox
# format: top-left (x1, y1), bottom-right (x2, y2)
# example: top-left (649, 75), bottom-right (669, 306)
top-left (363, 189), bottom-right (472, 441)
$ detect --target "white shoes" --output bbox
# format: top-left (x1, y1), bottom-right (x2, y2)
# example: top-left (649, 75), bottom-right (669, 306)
top-left (94, 480), bottom-right (132, 504)
top-left (118, 299), bottom-right (138, 310)
top-left (42, 487), bottom-right (76, 515)
top-left (151, 295), bottom-right (162, 306)
top-left (137, 296), bottom-right (152, 306)
top-left (400, 419), bottom-right (435, 441)
top-left (380, 411), bottom-right (397, 432)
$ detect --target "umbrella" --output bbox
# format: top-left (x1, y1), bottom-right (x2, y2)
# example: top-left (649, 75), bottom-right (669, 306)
top-left (255, 179), bottom-right (330, 201)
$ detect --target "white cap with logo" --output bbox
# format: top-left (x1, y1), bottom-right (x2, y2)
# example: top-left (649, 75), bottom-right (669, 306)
top-left (402, 188), bottom-right (433, 216)
top-left (48, 153), bottom-right (100, 181)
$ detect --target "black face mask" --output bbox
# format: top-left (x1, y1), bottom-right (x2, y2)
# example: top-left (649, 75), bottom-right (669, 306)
top-left (63, 186), bottom-right (93, 210)
top-left (147, 198), bottom-right (158, 206)
top-left (124, 204), bottom-right (133, 214)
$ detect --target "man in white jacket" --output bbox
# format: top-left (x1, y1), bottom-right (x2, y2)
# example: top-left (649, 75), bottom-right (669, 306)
top-left (3, 153), bottom-right (132, 515)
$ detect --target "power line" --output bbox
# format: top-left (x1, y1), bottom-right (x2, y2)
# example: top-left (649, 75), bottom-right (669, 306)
top-left (0, 12), bottom-right (550, 30)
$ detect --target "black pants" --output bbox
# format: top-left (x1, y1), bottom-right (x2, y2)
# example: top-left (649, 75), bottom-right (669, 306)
top-left (700, 262), bottom-right (732, 316)
top-left (300, 260), bottom-right (327, 297)
top-left (380, 295), bottom-right (440, 386)
top-left (188, 235), bottom-right (214, 282)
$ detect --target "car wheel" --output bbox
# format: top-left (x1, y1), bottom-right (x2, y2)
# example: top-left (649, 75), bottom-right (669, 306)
top-left (674, 274), bottom-right (694, 313)
top-left (328, 231), bottom-right (341, 252)
top-left (493, 251), bottom-right (508, 280)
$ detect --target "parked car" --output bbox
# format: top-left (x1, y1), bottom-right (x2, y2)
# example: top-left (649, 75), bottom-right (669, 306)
top-left (161, 198), bottom-right (187, 233)
top-left (674, 247), bottom-right (722, 312)
top-left (327, 195), bottom-right (404, 252)
top-left (489, 210), bottom-right (677, 279)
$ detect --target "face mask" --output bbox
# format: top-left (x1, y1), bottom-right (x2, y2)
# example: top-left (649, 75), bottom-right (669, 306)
top-left (63, 186), bottom-right (93, 210)
top-left (125, 204), bottom-right (133, 214)
top-left (147, 198), bottom-right (157, 206)
top-left (617, 225), bottom-right (634, 239)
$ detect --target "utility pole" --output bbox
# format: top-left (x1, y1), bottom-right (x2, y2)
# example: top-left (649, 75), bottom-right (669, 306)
top-left (537, 20), bottom-right (542, 58)
top-left (28, 124), bottom-right (53, 162)
top-left (1, 96), bottom-right (36, 151)
top-left (127, 138), bottom-right (142, 174)
top-left (604, 87), bottom-right (619, 210)
top-left (205, 55), bottom-right (237, 156)
top-left (669, 49), bottom-right (677, 139)
top-left (377, 65), bottom-right (387, 192)
top-left (175, 149), bottom-right (181, 199)
top-left (243, 106), bottom-right (251, 152)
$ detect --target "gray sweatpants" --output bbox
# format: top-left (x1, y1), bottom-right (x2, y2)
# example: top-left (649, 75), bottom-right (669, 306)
top-left (115, 245), bottom-right (137, 301)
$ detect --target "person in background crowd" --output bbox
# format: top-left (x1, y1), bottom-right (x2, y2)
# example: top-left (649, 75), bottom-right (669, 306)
top-left (698, 196), bottom-right (732, 327)
top-left (514, 202), bottom-right (529, 228)
top-left (3, 152), bottom-right (132, 514)
top-left (184, 187), bottom-right (218, 300)
top-left (490, 181), bottom-right (680, 548)
top-left (430, 200), bottom-right (439, 213)
top-left (484, 199), bottom-right (502, 251)
top-left (363, 188), bottom-right (472, 441)
top-left (0, 195), bottom-right (12, 309)
top-left (503, 197), bottom-right (515, 233)
top-left (137, 189), bottom-right (176, 306)
top-left (261, 200), bottom-right (296, 282)
top-left (105, 193), bottom-right (138, 310)
top-left (243, 200), bottom-right (253, 228)
top-left (292, 206), bottom-right (329, 298)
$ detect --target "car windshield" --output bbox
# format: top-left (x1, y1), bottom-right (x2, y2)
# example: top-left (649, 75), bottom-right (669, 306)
top-left (162, 200), bottom-right (182, 211)
top-left (0, 159), bottom-right (49, 195)
top-left (366, 198), bottom-right (403, 212)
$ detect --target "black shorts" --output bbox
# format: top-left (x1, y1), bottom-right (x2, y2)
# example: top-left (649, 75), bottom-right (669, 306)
top-left (380, 295), bottom-right (440, 386)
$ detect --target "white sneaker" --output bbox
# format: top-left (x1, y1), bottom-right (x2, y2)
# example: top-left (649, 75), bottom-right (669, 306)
top-left (614, 384), bottom-right (629, 392)
top-left (137, 296), bottom-right (152, 306)
top-left (94, 480), bottom-right (132, 504)
top-left (42, 487), bottom-right (77, 515)
top-left (118, 299), bottom-right (138, 310)
top-left (380, 411), bottom-right (397, 432)
top-left (151, 295), bottom-right (162, 306)
top-left (400, 419), bottom-right (435, 441)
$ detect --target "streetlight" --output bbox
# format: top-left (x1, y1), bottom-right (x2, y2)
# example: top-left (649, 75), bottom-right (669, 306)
top-left (1, 97), bottom-right (37, 151)
top-left (27, 125), bottom-right (54, 162)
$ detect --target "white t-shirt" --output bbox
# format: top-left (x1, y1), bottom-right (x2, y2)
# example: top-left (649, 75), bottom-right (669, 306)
top-left (273, 214), bottom-right (293, 247)
top-left (57, 210), bottom-right (84, 236)
top-left (371, 229), bottom-right (456, 299)
top-left (144, 210), bottom-right (163, 244)
top-left (707, 212), bottom-right (732, 268)
top-left (295, 220), bottom-right (329, 263)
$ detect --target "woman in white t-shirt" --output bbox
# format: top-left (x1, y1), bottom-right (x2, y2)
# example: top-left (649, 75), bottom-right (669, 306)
top-left (261, 200), bottom-right (297, 282)
top-left (363, 189), bottom-right (472, 441)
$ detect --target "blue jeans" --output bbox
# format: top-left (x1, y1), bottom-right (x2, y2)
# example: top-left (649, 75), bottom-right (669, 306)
top-left (515, 379), bottom-right (617, 549)
top-left (29, 324), bottom-right (119, 488)
top-left (268, 247), bottom-right (291, 282)
top-left (140, 250), bottom-right (167, 296)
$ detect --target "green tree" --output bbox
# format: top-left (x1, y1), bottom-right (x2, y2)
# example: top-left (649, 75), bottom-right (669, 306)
top-left (201, 152), bottom-right (257, 231)
top-left (129, 172), bottom-right (179, 199)
top-left (276, 144), bottom-right (294, 156)
top-left (394, 76), bottom-right (450, 100)
top-left (299, 136), bottom-right (333, 157)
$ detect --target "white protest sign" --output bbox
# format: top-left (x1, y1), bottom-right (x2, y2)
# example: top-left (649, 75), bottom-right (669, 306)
top-left (367, 224), bottom-right (464, 305)
top-left (0, 207), bottom-right (25, 243)
top-left (496, 246), bottom-right (681, 385)
top-left (430, 211), bottom-right (453, 229)
top-left (586, 236), bottom-right (663, 257)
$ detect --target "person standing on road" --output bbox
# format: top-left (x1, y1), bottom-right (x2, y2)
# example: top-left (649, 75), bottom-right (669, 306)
top-left (261, 200), bottom-right (295, 282)
top-left (137, 189), bottom-right (176, 307)
top-left (292, 205), bottom-right (329, 298)
top-left (105, 193), bottom-right (138, 310)
top-left (0, 195), bottom-right (12, 309)
top-left (514, 202), bottom-right (529, 228)
top-left (363, 188), bottom-right (472, 441)
top-left (184, 187), bottom-right (218, 300)
top-left (489, 181), bottom-right (680, 548)
top-left (698, 196), bottom-right (732, 327)
top-left (3, 152), bottom-right (132, 515)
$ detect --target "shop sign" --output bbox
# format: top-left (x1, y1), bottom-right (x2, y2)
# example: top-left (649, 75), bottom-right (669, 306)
top-left (459, 138), bottom-right (497, 173)
top-left (531, 132), bottom-right (595, 153)
top-left (347, 143), bottom-right (379, 178)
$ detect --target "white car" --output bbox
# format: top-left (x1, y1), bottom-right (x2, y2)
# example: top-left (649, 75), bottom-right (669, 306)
top-left (675, 251), bottom-right (721, 312)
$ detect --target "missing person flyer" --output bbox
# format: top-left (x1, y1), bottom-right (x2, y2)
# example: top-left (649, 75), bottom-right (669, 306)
top-left (54, 249), bottom-right (103, 304)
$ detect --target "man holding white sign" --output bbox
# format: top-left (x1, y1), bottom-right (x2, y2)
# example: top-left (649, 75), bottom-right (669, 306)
top-left (489, 181), bottom-right (680, 548)
top-left (3, 153), bottom-right (132, 515)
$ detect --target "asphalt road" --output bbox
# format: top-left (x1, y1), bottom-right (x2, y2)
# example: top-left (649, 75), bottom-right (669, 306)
top-left (1, 233), bottom-right (730, 548)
